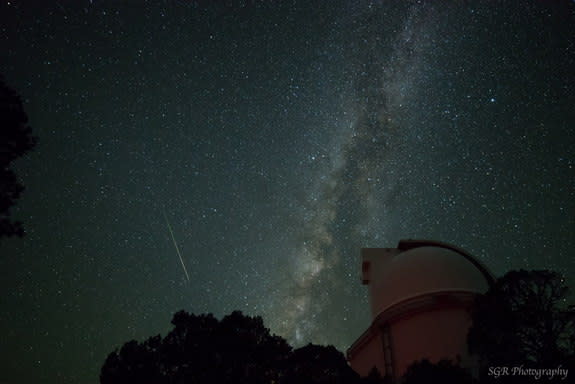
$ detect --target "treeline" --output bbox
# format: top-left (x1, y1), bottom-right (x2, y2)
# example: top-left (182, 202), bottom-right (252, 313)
top-left (101, 269), bottom-right (575, 383)
top-left (101, 310), bottom-right (364, 384)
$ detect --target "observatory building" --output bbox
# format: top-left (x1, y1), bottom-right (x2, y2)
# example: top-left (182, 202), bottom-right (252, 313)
top-left (347, 239), bottom-right (494, 381)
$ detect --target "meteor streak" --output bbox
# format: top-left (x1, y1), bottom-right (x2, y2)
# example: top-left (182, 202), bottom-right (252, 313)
top-left (162, 209), bottom-right (191, 282)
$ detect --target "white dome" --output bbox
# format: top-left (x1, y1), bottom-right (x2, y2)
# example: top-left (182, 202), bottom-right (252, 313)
top-left (362, 240), bottom-right (493, 318)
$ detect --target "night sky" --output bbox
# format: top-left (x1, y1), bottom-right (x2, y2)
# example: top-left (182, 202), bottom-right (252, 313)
top-left (1, 1), bottom-right (574, 383)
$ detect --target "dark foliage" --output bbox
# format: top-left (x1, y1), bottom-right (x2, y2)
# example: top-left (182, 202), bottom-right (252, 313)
top-left (468, 270), bottom-right (575, 369)
top-left (0, 76), bottom-right (37, 238)
top-left (283, 344), bottom-right (359, 384)
top-left (361, 367), bottom-right (391, 384)
top-left (100, 310), bottom-right (360, 384)
top-left (402, 359), bottom-right (475, 384)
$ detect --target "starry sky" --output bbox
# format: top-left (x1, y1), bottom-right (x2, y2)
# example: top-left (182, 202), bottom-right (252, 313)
top-left (0, 1), bottom-right (573, 383)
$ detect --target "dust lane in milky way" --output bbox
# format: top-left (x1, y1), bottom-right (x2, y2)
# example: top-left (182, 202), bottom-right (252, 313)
top-left (270, 3), bottom-right (442, 346)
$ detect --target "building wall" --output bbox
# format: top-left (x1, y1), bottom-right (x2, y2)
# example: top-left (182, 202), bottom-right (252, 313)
top-left (347, 330), bottom-right (386, 377)
top-left (349, 303), bottom-right (475, 380)
top-left (390, 306), bottom-right (473, 377)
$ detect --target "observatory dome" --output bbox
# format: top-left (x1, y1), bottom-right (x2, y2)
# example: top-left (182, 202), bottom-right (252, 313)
top-left (348, 240), bottom-right (494, 379)
top-left (361, 240), bottom-right (493, 319)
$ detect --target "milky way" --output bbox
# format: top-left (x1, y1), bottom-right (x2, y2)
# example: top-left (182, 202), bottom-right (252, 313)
top-left (270, 3), bottom-right (445, 346)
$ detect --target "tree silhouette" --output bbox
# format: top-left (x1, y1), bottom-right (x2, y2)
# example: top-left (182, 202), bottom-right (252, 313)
top-left (283, 344), bottom-right (359, 384)
top-left (100, 310), bottom-right (359, 384)
top-left (360, 367), bottom-right (390, 384)
top-left (0, 75), bottom-right (37, 238)
top-left (468, 270), bottom-right (575, 372)
top-left (402, 359), bottom-right (475, 384)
